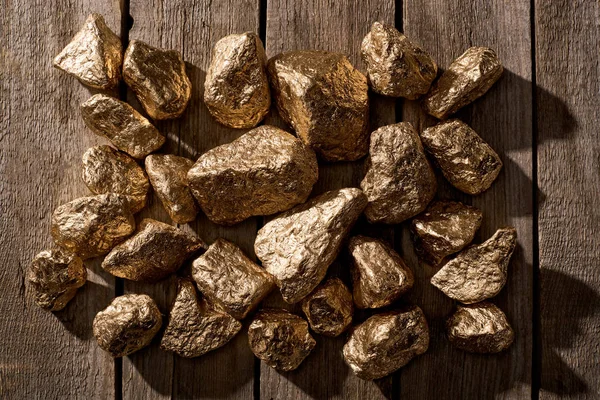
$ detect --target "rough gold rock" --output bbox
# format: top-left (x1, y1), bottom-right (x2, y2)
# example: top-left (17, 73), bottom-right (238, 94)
top-left (123, 40), bottom-right (191, 120)
top-left (192, 239), bottom-right (274, 320)
top-left (423, 47), bottom-right (503, 119)
top-left (348, 235), bottom-right (414, 309)
top-left (102, 219), bottom-right (205, 282)
top-left (82, 145), bottom-right (149, 213)
top-left (447, 302), bottom-right (514, 353)
top-left (343, 306), bottom-right (429, 380)
top-left (267, 50), bottom-right (369, 161)
top-left (204, 32), bottom-right (270, 128)
top-left (361, 22), bottom-right (437, 99)
top-left (160, 280), bottom-right (242, 358)
top-left (248, 309), bottom-right (316, 371)
top-left (93, 294), bottom-right (162, 358)
top-left (51, 193), bottom-right (135, 259)
top-left (431, 227), bottom-right (517, 304)
top-left (27, 249), bottom-right (86, 311)
top-left (421, 119), bottom-right (503, 195)
top-left (187, 125), bottom-right (318, 225)
top-left (361, 122), bottom-right (437, 224)
top-left (53, 14), bottom-right (122, 89)
top-left (145, 154), bottom-right (198, 224)
top-left (301, 277), bottom-right (354, 337)
top-left (81, 94), bottom-right (165, 159)
top-left (255, 188), bottom-right (368, 304)
top-left (411, 201), bottom-right (483, 266)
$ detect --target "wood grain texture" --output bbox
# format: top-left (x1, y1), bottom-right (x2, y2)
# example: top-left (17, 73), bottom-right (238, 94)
top-left (535, 1), bottom-right (600, 398)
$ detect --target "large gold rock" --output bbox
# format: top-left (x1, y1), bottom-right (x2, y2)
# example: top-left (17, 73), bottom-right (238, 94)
top-left (145, 154), bottom-right (198, 224)
top-left (187, 125), bottom-right (318, 225)
top-left (192, 239), bottom-right (274, 320)
top-left (81, 94), bottom-right (165, 159)
top-left (255, 188), bottom-right (368, 304)
top-left (343, 306), bottom-right (429, 380)
top-left (51, 193), bottom-right (135, 259)
top-left (267, 50), bottom-right (369, 161)
top-left (301, 277), bottom-right (353, 337)
top-left (361, 22), bottom-right (437, 99)
top-left (123, 40), bottom-right (191, 120)
top-left (248, 309), bottom-right (316, 371)
top-left (204, 32), bottom-right (270, 128)
top-left (102, 219), bottom-right (205, 282)
top-left (423, 47), bottom-right (503, 119)
top-left (361, 122), bottom-right (437, 224)
top-left (447, 302), bottom-right (514, 353)
top-left (431, 227), bottom-right (517, 304)
top-left (53, 14), bottom-right (122, 89)
top-left (160, 280), bottom-right (242, 358)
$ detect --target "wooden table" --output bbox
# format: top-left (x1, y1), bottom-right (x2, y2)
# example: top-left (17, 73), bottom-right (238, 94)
top-left (1, 0), bottom-right (598, 398)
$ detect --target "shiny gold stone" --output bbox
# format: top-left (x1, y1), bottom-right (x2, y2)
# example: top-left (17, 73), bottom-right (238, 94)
top-left (301, 277), bottom-right (354, 337)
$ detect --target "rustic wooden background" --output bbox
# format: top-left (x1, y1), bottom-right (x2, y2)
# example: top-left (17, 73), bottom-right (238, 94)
top-left (1, 0), bottom-right (598, 399)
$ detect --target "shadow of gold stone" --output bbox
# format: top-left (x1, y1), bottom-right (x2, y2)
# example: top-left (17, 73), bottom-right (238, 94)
top-left (301, 277), bottom-right (354, 337)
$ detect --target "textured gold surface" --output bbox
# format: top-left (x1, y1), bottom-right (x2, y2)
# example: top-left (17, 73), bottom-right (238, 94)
top-left (204, 32), bottom-right (270, 128)
top-left (82, 145), bottom-right (149, 213)
top-left (51, 193), bottom-right (135, 260)
top-left (361, 122), bottom-right (437, 224)
top-left (343, 306), bottom-right (429, 380)
top-left (301, 277), bottom-right (353, 337)
top-left (53, 14), bottom-right (122, 89)
top-left (27, 249), bottom-right (86, 312)
top-left (411, 200), bottom-right (483, 266)
top-left (421, 119), bottom-right (503, 195)
top-left (192, 239), bottom-right (274, 320)
top-left (431, 227), bottom-right (517, 304)
top-left (255, 188), bottom-right (368, 304)
top-left (447, 302), bottom-right (514, 353)
top-left (93, 294), bottom-right (162, 358)
top-left (348, 235), bottom-right (414, 309)
top-left (102, 219), bottom-right (205, 282)
top-left (267, 50), bottom-right (369, 161)
top-left (248, 309), bottom-right (316, 371)
top-left (423, 47), bottom-right (503, 119)
top-left (187, 125), bottom-right (318, 225)
top-left (361, 22), bottom-right (437, 99)
top-left (81, 94), bottom-right (165, 159)
top-left (123, 40), bottom-right (191, 120)
top-left (145, 154), bottom-right (198, 224)
top-left (160, 280), bottom-right (241, 358)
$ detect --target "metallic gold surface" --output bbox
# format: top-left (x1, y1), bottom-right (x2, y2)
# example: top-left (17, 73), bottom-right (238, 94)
top-left (343, 306), bottom-right (429, 380)
top-left (431, 227), bottom-right (517, 304)
top-left (187, 125), bottom-right (318, 225)
top-left (27, 249), bottom-right (86, 312)
top-left (102, 219), bottom-right (206, 282)
top-left (123, 40), bottom-right (191, 120)
top-left (192, 239), bottom-right (274, 320)
top-left (93, 294), bottom-right (162, 358)
top-left (160, 280), bottom-right (242, 358)
top-left (361, 22), bottom-right (437, 99)
top-left (81, 94), bottom-right (165, 159)
top-left (301, 277), bottom-right (353, 337)
top-left (348, 235), bottom-right (414, 309)
top-left (255, 188), bottom-right (368, 304)
top-left (361, 122), bottom-right (437, 224)
top-left (248, 309), bottom-right (316, 371)
top-left (421, 119), bottom-right (502, 195)
top-left (82, 145), bottom-right (149, 213)
top-left (411, 200), bottom-right (483, 266)
top-left (53, 14), bottom-right (122, 89)
top-left (145, 154), bottom-right (198, 224)
top-left (423, 47), bottom-right (503, 119)
top-left (447, 302), bottom-right (514, 353)
top-left (204, 32), bottom-right (270, 128)
top-left (267, 50), bottom-right (369, 161)
top-left (51, 193), bottom-right (135, 259)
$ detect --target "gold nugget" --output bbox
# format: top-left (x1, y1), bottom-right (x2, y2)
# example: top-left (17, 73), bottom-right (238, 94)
top-left (301, 277), bottom-right (354, 337)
